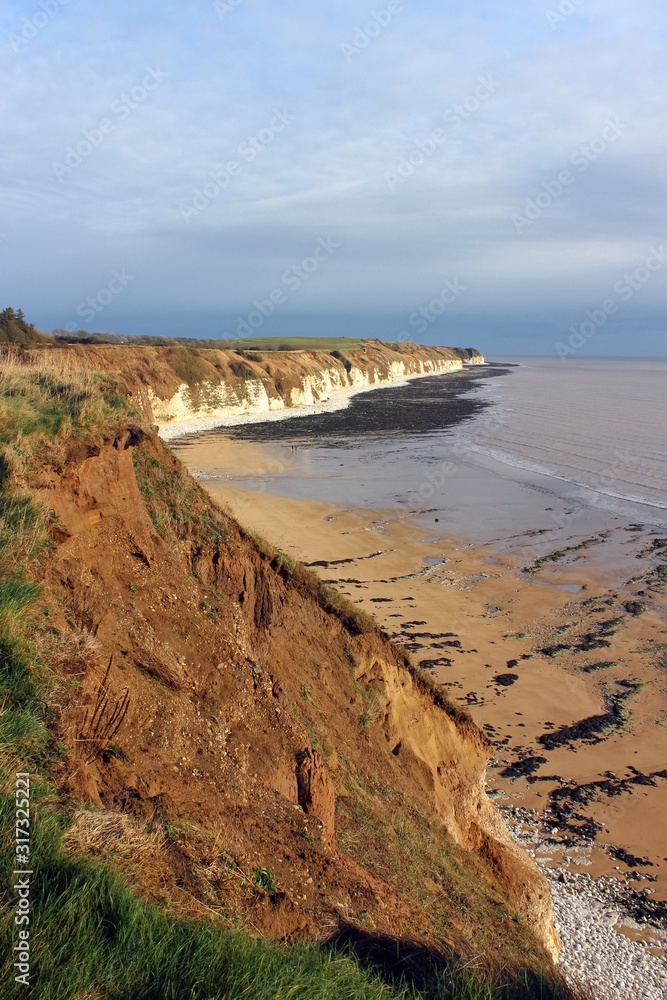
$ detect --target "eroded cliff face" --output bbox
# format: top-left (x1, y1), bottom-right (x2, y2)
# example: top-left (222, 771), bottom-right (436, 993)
top-left (152, 345), bottom-right (487, 438)
top-left (26, 341), bottom-right (484, 438)
top-left (26, 420), bottom-right (559, 968)
top-left (150, 347), bottom-right (480, 438)
top-left (352, 649), bottom-right (559, 960)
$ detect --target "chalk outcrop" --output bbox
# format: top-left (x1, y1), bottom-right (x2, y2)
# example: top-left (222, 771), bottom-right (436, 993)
top-left (20, 340), bottom-right (485, 439)
top-left (150, 344), bottom-right (486, 438)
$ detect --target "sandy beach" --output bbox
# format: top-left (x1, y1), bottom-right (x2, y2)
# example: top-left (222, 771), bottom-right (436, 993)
top-left (175, 432), bottom-right (667, 948)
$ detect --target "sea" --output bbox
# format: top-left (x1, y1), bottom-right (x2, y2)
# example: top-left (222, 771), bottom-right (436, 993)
top-left (175, 357), bottom-right (667, 549)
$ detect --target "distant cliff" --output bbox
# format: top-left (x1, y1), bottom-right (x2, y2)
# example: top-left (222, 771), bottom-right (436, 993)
top-left (152, 342), bottom-right (487, 439)
top-left (31, 340), bottom-right (484, 438)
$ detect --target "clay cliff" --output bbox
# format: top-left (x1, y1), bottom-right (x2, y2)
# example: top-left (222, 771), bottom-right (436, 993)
top-left (38, 424), bottom-right (556, 956)
top-left (0, 348), bottom-right (577, 998)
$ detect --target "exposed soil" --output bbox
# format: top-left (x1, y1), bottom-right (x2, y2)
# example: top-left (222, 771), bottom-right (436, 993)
top-left (25, 424), bottom-right (560, 967)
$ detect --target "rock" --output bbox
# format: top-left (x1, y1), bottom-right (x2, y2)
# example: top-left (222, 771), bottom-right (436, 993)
top-left (295, 748), bottom-right (336, 846)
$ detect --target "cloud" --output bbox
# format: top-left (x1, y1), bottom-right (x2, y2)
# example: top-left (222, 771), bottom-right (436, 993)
top-left (1, 0), bottom-right (666, 354)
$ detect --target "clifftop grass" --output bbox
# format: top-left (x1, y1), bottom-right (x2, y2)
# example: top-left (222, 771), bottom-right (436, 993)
top-left (0, 350), bottom-right (132, 457)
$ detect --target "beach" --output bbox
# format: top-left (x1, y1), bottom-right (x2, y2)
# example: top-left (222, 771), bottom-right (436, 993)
top-left (171, 359), bottom-right (667, 996)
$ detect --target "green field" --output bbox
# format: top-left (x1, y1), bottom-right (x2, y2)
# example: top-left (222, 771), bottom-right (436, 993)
top-left (220, 336), bottom-right (367, 352)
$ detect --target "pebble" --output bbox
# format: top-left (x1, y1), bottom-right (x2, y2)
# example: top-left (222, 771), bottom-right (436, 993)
top-left (500, 805), bottom-right (667, 999)
top-left (549, 875), bottom-right (667, 1000)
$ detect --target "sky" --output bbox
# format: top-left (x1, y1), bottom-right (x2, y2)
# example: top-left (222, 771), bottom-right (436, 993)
top-left (2, 0), bottom-right (666, 357)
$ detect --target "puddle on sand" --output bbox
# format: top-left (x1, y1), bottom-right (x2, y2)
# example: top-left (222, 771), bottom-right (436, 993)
top-left (526, 578), bottom-right (583, 595)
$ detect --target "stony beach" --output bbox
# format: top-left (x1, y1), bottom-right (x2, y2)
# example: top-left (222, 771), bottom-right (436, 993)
top-left (173, 428), bottom-right (667, 998)
top-left (502, 801), bottom-right (667, 999)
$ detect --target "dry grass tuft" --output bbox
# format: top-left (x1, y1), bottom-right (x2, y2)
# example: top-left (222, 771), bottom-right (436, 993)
top-left (39, 626), bottom-right (101, 677)
top-left (129, 626), bottom-right (187, 689)
top-left (76, 657), bottom-right (130, 762)
top-left (64, 809), bottom-right (165, 870)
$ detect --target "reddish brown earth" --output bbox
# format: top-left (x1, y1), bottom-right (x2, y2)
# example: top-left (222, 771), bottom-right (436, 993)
top-left (23, 415), bottom-right (559, 972)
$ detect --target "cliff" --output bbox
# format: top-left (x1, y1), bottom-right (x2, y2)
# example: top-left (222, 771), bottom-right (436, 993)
top-left (0, 350), bottom-right (580, 1000)
top-left (18, 340), bottom-right (485, 438)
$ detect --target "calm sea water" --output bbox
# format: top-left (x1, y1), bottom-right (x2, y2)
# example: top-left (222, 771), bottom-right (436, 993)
top-left (467, 358), bottom-right (667, 515)
top-left (179, 357), bottom-right (667, 541)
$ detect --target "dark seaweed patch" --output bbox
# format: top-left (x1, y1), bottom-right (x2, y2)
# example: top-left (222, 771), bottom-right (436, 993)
top-left (493, 673), bottom-right (519, 688)
top-left (537, 682), bottom-right (639, 750)
top-left (622, 600), bottom-right (646, 616)
top-left (608, 845), bottom-right (654, 868)
top-left (580, 660), bottom-right (617, 674)
top-left (500, 755), bottom-right (547, 780)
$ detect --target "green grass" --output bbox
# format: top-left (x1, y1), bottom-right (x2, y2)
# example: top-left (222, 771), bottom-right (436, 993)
top-left (0, 785), bottom-right (578, 999)
top-left (0, 792), bottom-right (420, 1000)
top-left (221, 336), bottom-right (367, 352)
top-left (0, 354), bottom-right (132, 456)
top-left (333, 792), bottom-right (576, 1000)
top-left (253, 866), bottom-right (279, 893)
top-left (163, 346), bottom-right (217, 387)
top-left (133, 445), bottom-right (227, 549)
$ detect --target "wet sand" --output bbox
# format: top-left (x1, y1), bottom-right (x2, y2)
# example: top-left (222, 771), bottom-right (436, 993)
top-left (176, 434), bottom-right (667, 935)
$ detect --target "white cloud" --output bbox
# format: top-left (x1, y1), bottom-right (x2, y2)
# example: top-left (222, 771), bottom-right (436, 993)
top-left (1, 0), bottom-right (666, 352)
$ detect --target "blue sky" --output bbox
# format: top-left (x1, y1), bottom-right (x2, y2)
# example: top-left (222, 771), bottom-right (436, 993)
top-left (2, 0), bottom-right (666, 355)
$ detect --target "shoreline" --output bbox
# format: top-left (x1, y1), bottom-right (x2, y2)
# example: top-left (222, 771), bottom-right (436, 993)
top-left (158, 360), bottom-right (487, 441)
top-left (191, 473), bottom-right (667, 904)
top-left (173, 360), bottom-right (667, 536)
top-left (504, 806), bottom-right (667, 999)
top-left (172, 431), bottom-right (667, 998)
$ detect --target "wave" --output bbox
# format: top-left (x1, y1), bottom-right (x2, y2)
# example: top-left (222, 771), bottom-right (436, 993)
top-left (463, 444), bottom-right (667, 512)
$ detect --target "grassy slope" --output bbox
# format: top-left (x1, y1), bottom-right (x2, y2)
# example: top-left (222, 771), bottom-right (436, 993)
top-left (0, 355), bottom-right (584, 1000)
